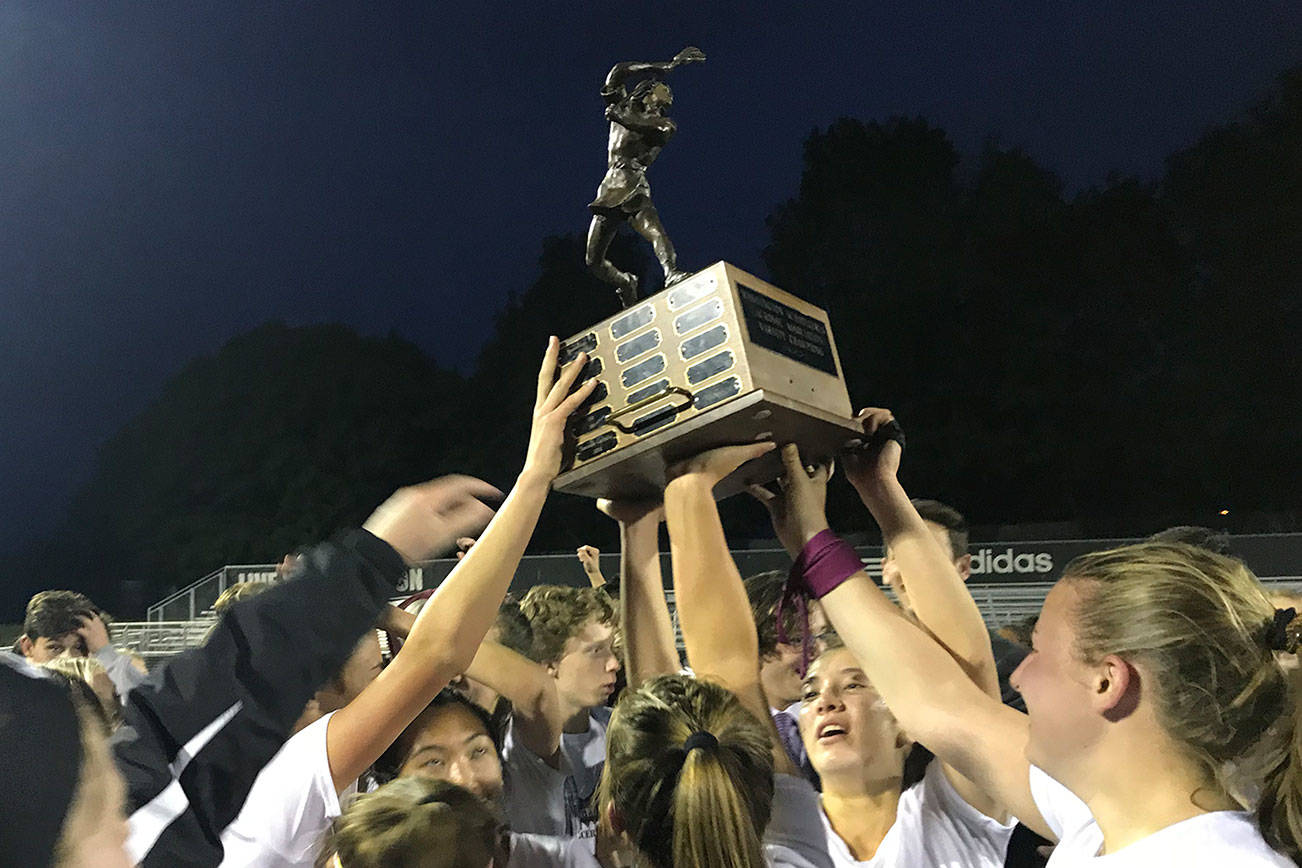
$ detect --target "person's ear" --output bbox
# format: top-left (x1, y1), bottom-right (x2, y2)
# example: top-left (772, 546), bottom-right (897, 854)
top-left (18, 635), bottom-right (34, 658)
top-left (605, 800), bottom-right (625, 834)
top-left (1094, 654), bottom-right (1139, 721)
top-left (955, 553), bottom-right (972, 582)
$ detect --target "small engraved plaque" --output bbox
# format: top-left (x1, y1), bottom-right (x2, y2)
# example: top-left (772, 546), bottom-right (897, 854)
top-left (737, 283), bottom-right (837, 376)
top-left (611, 305), bottom-right (655, 340)
top-left (622, 354), bottom-right (666, 388)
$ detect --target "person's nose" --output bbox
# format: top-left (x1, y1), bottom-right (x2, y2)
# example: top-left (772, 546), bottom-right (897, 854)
top-left (815, 687), bottom-right (845, 715)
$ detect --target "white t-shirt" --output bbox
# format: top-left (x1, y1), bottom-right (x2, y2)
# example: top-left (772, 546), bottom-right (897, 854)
top-left (1028, 765), bottom-right (1292, 867)
top-left (818, 760), bottom-right (1014, 867)
top-left (219, 712), bottom-right (355, 868)
top-left (765, 772), bottom-right (836, 867)
top-left (501, 706), bottom-right (610, 846)
top-left (507, 832), bottom-right (602, 867)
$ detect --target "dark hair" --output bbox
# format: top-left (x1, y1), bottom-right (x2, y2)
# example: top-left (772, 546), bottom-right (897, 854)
top-left (1147, 525), bottom-right (1233, 557)
top-left (744, 571), bottom-right (803, 659)
top-left (910, 499), bottom-right (968, 559)
top-left (24, 591), bottom-right (97, 640)
top-left (494, 597), bottom-right (534, 657)
top-left (372, 689), bottom-right (500, 785)
top-left (321, 778), bottom-right (501, 868)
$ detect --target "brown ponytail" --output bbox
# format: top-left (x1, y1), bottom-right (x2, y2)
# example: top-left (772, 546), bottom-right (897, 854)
top-left (599, 675), bottom-right (774, 868)
top-left (1258, 704), bottom-right (1302, 865)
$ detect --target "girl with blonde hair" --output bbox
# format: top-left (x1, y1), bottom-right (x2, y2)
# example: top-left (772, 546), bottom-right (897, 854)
top-left (596, 442), bottom-right (832, 868)
top-left (774, 411), bottom-right (1299, 866)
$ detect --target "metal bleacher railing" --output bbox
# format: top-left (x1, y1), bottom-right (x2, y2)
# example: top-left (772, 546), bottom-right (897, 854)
top-left (116, 540), bottom-right (1302, 664)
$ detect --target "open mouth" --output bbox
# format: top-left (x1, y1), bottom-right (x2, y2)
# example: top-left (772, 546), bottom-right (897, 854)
top-left (816, 722), bottom-right (848, 742)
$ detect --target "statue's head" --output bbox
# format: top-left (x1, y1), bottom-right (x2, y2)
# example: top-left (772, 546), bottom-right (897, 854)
top-left (631, 79), bottom-right (673, 112)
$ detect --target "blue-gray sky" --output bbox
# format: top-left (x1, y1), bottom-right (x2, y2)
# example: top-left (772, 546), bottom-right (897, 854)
top-left (2, 1), bottom-right (1299, 552)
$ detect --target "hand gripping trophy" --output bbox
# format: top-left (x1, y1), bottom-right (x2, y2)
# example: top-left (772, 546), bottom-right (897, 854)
top-left (585, 46), bottom-right (706, 309)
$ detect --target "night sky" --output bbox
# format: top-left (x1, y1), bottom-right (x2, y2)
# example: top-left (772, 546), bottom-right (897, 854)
top-left (2, 2), bottom-right (1299, 555)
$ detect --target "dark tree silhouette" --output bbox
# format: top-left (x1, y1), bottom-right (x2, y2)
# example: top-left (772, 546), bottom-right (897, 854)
top-left (51, 322), bottom-right (471, 609)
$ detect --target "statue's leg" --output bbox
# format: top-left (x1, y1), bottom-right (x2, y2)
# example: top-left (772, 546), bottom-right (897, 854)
top-left (586, 214), bottom-right (639, 307)
top-left (630, 206), bottom-right (689, 287)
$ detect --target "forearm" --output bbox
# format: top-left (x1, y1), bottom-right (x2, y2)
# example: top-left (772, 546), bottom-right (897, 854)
top-left (402, 470), bottom-right (550, 677)
top-left (619, 516), bottom-right (678, 687)
top-left (821, 572), bottom-right (1044, 834)
top-left (605, 60), bottom-right (672, 88)
top-left (855, 477), bottom-right (997, 692)
top-left (583, 565), bottom-right (607, 590)
top-left (664, 478), bottom-right (759, 686)
top-left (326, 473), bottom-right (550, 789)
top-left (464, 640), bottom-right (560, 756)
top-left (821, 573), bottom-right (992, 756)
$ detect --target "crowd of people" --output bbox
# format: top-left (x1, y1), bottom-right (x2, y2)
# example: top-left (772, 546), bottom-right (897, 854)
top-left (3, 338), bottom-right (1301, 867)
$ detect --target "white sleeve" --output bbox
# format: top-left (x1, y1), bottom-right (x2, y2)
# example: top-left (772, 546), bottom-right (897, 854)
top-left (95, 645), bottom-right (148, 699)
top-left (218, 712), bottom-right (351, 866)
top-left (763, 773), bottom-right (834, 868)
top-left (1027, 764), bottom-right (1093, 843)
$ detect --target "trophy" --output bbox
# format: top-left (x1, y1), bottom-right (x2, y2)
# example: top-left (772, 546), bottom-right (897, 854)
top-left (555, 48), bottom-right (863, 500)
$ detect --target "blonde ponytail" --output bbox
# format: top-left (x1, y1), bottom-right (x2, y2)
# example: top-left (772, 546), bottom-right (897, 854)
top-left (600, 675), bottom-right (774, 868)
top-left (673, 745), bottom-right (767, 868)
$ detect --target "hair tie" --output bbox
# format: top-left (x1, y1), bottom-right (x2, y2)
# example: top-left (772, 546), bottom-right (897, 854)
top-left (683, 730), bottom-right (718, 752)
top-left (1267, 608), bottom-right (1298, 653)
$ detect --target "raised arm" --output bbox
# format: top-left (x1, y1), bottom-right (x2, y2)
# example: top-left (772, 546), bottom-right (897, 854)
top-left (463, 639), bottom-right (562, 762)
top-left (663, 442), bottom-right (799, 776)
top-left (323, 338), bottom-right (598, 791)
top-left (603, 46), bottom-right (705, 92)
top-left (598, 499), bottom-right (678, 687)
top-left (778, 441), bottom-right (1053, 839)
top-left (577, 545), bottom-right (608, 590)
top-left (843, 414), bottom-right (1000, 696)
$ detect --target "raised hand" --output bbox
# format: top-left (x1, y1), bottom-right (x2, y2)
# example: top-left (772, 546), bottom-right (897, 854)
top-left (75, 610), bottom-right (112, 655)
top-left (523, 337), bottom-right (599, 483)
top-left (672, 46), bottom-right (706, 67)
top-left (576, 544), bottom-right (602, 572)
top-left (363, 475), bottom-right (500, 564)
top-left (843, 407), bottom-right (902, 499)
top-left (773, 443), bottom-right (832, 548)
top-left (454, 537), bottom-right (477, 561)
top-left (666, 441), bottom-right (776, 489)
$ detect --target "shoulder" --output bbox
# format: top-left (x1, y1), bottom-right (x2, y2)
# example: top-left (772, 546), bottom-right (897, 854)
top-left (883, 763), bottom-right (1015, 865)
top-left (763, 774), bottom-right (835, 868)
top-left (221, 711), bottom-right (344, 855)
top-left (507, 832), bottom-right (601, 868)
top-left (1027, 764), bottom-right (1095, 844)
top-left (1117, 812), bottom-right (1294, 866)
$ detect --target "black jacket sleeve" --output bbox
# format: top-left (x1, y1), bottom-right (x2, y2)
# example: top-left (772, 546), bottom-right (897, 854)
top-left (115, 528), bottom-right (406, 867)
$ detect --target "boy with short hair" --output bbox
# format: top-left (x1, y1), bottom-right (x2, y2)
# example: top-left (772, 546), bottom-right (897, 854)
top-left (16, 589), bottom-right (146, 700)
top-left (507, 584), bottom-right (620, 843)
